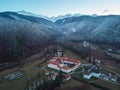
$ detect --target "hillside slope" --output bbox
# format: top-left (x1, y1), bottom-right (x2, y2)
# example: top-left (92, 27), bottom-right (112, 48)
top-left (0, 12), bottom-right (58, 63)
top-left (55, 15), bottom-right (120, 44)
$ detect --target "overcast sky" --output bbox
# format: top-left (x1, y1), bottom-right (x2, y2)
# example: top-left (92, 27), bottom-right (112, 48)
top-left (0, 0), bottom-right (120, 17)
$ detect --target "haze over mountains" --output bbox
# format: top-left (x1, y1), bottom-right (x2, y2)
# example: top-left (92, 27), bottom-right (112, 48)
top-left (0, 11), bottom-right (120, 63)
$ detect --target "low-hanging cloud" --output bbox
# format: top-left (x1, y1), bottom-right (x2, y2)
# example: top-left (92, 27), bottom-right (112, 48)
top-left (102, 10), bottom-right (109, 13)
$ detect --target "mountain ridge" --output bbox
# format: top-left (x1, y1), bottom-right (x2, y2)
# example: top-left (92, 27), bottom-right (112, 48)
top-left (0, 11), bottom-right (120, 63)
top-left (55, 15), bottom-right (120, 44)
top-left (0, 11), bottom-right (59, 63)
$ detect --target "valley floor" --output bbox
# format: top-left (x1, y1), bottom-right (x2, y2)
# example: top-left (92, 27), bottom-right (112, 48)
top-left (0, 45), bottom-right (120, 90)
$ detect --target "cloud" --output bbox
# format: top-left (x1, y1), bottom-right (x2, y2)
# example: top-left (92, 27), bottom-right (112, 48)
top-left (102, 10), bottom-right (109, 13)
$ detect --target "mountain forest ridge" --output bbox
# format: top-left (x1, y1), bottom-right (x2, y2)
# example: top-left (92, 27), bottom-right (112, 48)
top-left (0, 11), bottom-right (120, 63)
top-left (17, 10), bottom-right (85, 21)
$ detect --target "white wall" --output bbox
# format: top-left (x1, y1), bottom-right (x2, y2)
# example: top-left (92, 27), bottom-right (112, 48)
top-left (83, 72), bottom-right (101, 79)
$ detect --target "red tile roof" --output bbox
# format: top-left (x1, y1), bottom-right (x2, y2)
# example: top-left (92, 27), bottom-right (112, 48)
top-left (48, 57), bottom-right (81, 70)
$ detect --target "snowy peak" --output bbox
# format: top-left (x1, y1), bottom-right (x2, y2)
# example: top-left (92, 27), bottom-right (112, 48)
top-left (17, 10), bottom-right (38, 17)
top-left (17, 10), bottom-right (98, 22)
top-left (17, 11), bottom-right (85, 22)
top-left (17, 10), bottom-right (51, 20)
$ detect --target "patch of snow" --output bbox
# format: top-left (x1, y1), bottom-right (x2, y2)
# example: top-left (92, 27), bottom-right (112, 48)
top-left (72, 27), bottom-right (77, 32)
top-left (63, 32), bottom-right (67, 35)
top-left (47, 26), bottom-right (52, 28)
top-left (9, 15), bottom-right (30, 23)
top-left (62, 20), bottom-right (66, 22)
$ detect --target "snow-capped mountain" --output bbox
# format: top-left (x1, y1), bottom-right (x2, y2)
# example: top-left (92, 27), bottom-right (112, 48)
top-left (50, 13), bottom-right (83, 22)
top-left (17, 10), bottom-right (39, 17)
top-left (17, 10), bottom-right (99, 22)
top-left (17, 10), bottom-right (84, 22)
top-left (17, 10), bottom-right (48, 19)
